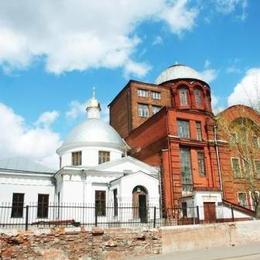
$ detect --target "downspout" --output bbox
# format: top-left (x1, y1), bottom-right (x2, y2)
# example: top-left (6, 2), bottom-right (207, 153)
top-left (214, 125), bottom-right (223, 192)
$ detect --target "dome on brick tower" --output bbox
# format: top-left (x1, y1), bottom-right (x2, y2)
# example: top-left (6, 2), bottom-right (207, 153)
top-left (155, 64), bottom-right (207, 85)
top-left (57, 90), bottom-right (126, 155)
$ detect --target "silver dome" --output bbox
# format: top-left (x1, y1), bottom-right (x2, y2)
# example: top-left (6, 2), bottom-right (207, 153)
top-left (57, 119), bottom-right (126, 154)
top-left (155, 64), bottom-right (206, 84)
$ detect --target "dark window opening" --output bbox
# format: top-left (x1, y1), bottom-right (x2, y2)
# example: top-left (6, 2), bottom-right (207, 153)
top-left (72, 151), bottom-right (82, 166)
top-left (113, 189), bottom-right (118, 217)
top-left (95, 190), bottom-right (106, 216)
top-left (11, 193), bottom-right (24, 218)
top-left (197, 151), bottom-right (206, 176)
top-left (37, 194), bottom-right (49, 218)
top-left (98, 151), bottom-right (110, 164)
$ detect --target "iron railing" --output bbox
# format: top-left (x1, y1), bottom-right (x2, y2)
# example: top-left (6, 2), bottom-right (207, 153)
top-left (0, 203), bottom-right (254, 231)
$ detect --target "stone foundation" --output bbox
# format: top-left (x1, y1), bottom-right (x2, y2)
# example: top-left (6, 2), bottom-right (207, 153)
top-left (0, 227), bottom-right (161, 260)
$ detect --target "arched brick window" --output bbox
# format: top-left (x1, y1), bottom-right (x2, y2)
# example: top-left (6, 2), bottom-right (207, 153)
top-left (194, 88), bottom-right (203, 108)
top-left (179, 87), bottom-right (189, 106)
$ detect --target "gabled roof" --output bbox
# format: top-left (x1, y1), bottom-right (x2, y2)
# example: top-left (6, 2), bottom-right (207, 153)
top-left (92, 156), bottom-right (158, 174)
top-left (109, 170), bottom-right (158, 184)
top-left (0, 157), bottom-right (55, 174)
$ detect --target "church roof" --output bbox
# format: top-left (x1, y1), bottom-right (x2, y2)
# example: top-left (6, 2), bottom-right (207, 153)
top-left (57, 93), bottom-right (127, 154)
top-left (57, 119), bottom-right (126, 154)
top-left (155, 64), bottom-right (206, 84)
top-left (0, 157), bottom-right (55, 174)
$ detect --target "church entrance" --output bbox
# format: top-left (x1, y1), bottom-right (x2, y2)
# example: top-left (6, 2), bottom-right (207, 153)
top-left (132, 186), bottom-right (148, 223)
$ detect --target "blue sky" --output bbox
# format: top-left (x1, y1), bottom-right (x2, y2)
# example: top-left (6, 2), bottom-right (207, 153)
top-left (0, 0), bottom-right (259, 168)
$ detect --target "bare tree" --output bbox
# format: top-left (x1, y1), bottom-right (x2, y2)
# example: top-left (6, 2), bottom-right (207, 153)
top-left (216, 106), bottom-right (260, 218)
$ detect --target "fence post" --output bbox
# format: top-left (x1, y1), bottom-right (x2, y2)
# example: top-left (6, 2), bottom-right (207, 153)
top-left (25, 205), bottom-right (29, 231)
top-left (231, 205), bottom-right (234, 222)
top-left (196, 206), bottom-right (200, 224)
top-left (95, 208), bottom-right (98, 227)
top-left (153, 207), bottom-right (156, 228)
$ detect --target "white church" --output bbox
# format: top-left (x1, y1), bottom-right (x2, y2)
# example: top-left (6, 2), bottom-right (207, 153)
top-left (0, 95), bottom-right (160, 225)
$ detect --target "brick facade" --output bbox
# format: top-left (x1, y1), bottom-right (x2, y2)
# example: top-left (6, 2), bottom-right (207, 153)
top-left (109, 71), bottom-right (260, 212)
top-left (217, 105), bottom-right (260, 208)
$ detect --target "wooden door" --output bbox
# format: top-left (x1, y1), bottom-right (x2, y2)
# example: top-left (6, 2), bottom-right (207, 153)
top-left (204, 202), bottom-right (216, 223)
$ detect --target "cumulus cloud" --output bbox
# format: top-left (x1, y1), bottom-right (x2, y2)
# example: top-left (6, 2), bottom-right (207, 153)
top-left (0, 103), bottom-right (61, 169)
top-left (0, 0), bottom-right (199, 75)
top-left (228, 68), bottom-right (260, 111)
top-left (35, 111), bottom-right (59, 128)
top-left (159, 0), bottom-right (198, 36)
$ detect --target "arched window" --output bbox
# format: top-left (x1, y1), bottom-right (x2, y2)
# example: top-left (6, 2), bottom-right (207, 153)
top-left (194, 88), bottom-right (203, 107)
top-left (205, 94), bottom-right (211, 111)
top-left (179, 88), bottom-right (189, 106)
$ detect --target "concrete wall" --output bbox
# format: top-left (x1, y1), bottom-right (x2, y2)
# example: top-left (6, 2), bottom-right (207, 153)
top-left (161, 220), bottom-right (260, 254)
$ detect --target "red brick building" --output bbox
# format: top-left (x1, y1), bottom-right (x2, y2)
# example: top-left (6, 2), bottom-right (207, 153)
top-left (109, 64), bottom-right (259, 220)
top-left (217, 105), bottom-right (260, 209)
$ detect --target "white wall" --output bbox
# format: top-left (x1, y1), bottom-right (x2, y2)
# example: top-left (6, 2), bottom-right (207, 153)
top-left (0, 173), bottom-right (55, 204)
top-left (60, 146), bottom-right (123, 168)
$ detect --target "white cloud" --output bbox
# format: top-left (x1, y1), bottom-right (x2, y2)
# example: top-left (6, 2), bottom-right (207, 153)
top-left (66, 101), bottom-right (85, 120)
top-left (159, 0), bottom-right (198, 36)
top-left (200, 69), bottom-right (218, 83)
top-left (0, 103), bottom-right (61, 169)
top-left (228, 68), bottom-right (260, 110)
top-left (198, 60), bottom-right (218, 83)
top-left (0, 0), bottom-right (199, 75)
top-left (214, 0), bottom-right (248, 20)
top-left (35, 111), bottom-right (59, 128)
top-left (211, 94), bottom-right (225, 114)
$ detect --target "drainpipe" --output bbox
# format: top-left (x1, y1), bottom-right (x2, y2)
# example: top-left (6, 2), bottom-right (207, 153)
top-left (214, 125), bottom-right (223, 192)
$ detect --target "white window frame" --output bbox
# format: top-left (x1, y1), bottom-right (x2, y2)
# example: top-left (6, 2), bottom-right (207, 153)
top-left (138, 103), bottom-right (149, 118)
top-left (137, 89), bottom-right (149, 97)
top-left (151, 91), bottom-right (161, 100)
top-left (179, 88), bottom-right (189, 106)
top-left (177, 120), bottom-right (190, 139)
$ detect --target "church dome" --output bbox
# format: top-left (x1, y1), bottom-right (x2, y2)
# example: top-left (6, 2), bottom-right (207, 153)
top-left (57, 92), bottom-right (126, 155)
top-left (155, 64), bottom-right (205, 84)
top-left (57, 119), bottom-right (126, 154)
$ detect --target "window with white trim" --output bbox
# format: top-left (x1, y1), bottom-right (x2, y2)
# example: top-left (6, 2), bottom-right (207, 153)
top-left (179, 88), bottom-right (188, 106)
top-left (138, 104), bottom-right (149, 117)
top-left (194, 88), bottom-right (203, 107)
top-left (151, 91), bottom-right (161, 100)
top-left (196, 121), bottom-right (202, 141)
top-left (177, 120), bottom-right (190, 139)
top-left (137, 89), bottom-right (149, 97)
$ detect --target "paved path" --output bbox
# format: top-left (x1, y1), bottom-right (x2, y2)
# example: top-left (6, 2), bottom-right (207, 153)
top-left (130, 243), bottom-right (260, 260)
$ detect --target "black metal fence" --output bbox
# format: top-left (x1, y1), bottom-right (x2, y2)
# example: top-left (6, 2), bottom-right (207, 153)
top-left (0, 203), bottom-right (253, 231)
